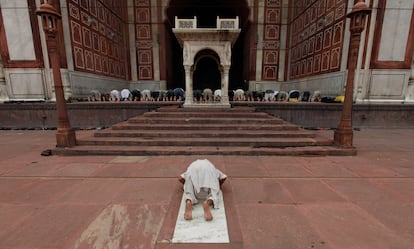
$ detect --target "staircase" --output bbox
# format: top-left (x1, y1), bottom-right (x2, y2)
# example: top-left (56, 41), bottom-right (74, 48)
top-left (53, 106), bottom-right (356, 156)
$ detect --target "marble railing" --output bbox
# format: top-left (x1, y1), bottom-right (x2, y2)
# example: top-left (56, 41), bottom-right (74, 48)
top-left (175, 17), bottom-right (197, 29)
top-left (174, 16), bottom-right (239, 30)
top-left (216, 16), bottom-right (239, 29)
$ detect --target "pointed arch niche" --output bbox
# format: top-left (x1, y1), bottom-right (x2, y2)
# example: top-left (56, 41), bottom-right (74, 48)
top-left (173, 17), bottom-right (240, 108)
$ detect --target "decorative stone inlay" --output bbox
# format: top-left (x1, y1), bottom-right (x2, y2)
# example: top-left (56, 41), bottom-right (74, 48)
top-left (178, 20), bottom-right (196, 29)
top-left (219, 21), bottom-right (235, 29)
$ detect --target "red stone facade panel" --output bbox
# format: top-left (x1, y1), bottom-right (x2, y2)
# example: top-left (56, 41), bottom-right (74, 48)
top-left (134, 0), bottom-right (154, 80)
top-left (262, 0), bottom-right (282, 81)
top-left (67, 0), bottom-right (128, 79)
top-left (290, 0), bottom-right (347, 80)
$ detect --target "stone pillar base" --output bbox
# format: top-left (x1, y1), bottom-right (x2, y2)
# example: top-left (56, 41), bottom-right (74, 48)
top-left (334, 128), bottom-right (354, 147)
top-left (56, 128), bottom-right (77, 147)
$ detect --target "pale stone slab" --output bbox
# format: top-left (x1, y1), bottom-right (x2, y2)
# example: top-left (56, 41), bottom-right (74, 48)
top-left (378, 0), bottom-right (414, 61)
top-left (4, 69), bottom-right (45, 99)
top-left (172, 190), bottom-right (229, 243)
top-left (110, 156), bottom-right (149, 163)
top-left (0, 0), bottom-right (36, 60)
top-left (369, 71), bottom-right (408, 98)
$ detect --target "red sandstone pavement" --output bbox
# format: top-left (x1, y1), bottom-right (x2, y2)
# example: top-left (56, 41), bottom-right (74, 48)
top-left (0, 129), bottom-right (413, 249)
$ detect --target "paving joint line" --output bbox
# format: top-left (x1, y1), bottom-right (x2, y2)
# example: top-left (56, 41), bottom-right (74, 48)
top-left (0, 176), bottom-right (413, 180)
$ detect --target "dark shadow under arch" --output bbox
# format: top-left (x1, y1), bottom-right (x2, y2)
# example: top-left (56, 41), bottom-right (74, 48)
top-left (193, 51), bottom-right (221, 91)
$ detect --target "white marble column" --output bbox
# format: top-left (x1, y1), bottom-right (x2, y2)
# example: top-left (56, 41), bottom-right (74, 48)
top-left (183, 65), bottom-right (193, 106)
top-left (356, 0), bottom-right (376, 103)
top-left (57, 0), bottom-right (72, 100)
top-left (221, 65), bottom-right (230, 106)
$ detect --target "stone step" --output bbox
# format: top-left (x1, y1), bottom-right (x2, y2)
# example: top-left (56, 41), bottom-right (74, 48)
top-left (111, 122), bottom-right (299, 131)
top-left (142, 111), bottom-right (272, 119)
top-left (156, 106), bottom-right (256, 113)
top-left (52, 145), bottom-right (357, 156)
top-left (76, 136), bottom-right (332, 147)
top-left (51, 106), bottom-right (354, 157)
top-left (127, 116), bottom-right (283, 125)
top-left (93, 129), bottom-right (317, 138)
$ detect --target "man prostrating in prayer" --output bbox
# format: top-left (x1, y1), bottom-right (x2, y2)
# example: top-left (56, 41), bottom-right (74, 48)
top-left (179, 159), bottom-right (227, 221)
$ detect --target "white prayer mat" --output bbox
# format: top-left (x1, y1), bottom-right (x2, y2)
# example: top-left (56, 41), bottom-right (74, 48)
top-left (172, 190), bottom-right (229, 243)
top-left (109, 156), bottom-right (149, 163)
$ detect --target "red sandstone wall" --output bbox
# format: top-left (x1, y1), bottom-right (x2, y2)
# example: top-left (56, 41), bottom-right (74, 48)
top-left (67, 0), bottom-right (129, 79)
top-left (289, 0), bottom-right (348, 80)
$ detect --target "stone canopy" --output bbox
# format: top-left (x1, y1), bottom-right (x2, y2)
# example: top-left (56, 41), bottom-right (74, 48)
top-left (173, 17), bottom-right (241, 107)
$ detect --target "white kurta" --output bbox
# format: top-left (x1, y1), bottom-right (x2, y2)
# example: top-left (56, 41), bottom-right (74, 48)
top-left (181, 159), bottom-right (227, 209)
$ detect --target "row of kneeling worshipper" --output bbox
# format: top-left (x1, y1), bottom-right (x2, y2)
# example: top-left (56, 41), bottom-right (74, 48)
top-left (87, 88), bottom-right (186, 102)
top-left (87, 88), bottom-right (344, 103)
top-left (88, 88), bottom-right (220, 102)
top-left (230, 89), bottom-right (344, 103)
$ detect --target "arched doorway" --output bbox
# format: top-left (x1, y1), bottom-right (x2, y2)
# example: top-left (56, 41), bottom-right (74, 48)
top-left (173, 16), bottom-right (239, 107)
top-left (193, 52), bottom-right (221, 91)
top-left (165, 0), bottom-right (250, 90)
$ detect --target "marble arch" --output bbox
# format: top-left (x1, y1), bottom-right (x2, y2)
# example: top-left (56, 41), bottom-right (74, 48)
top-left (192, 50), bottom-right (222, 95)
top-left (173, 17), bottom-right (240, 107)
top-left (164, 0), bottom-right (251, 96)
top-left (194, 50), bottom-right (220, 69)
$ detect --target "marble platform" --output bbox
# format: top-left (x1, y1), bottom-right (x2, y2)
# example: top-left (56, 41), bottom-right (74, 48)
top-left (172, 190), bottom-right (229, 243)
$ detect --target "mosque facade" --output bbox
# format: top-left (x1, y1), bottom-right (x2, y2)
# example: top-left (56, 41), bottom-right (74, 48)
top-left (0, 0), bottom-right (413, 103)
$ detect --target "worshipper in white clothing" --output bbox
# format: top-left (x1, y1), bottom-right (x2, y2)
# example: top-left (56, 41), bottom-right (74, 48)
top-left (179, 159), bottom-right (227, 221)
top-left (110, 89), bottom-right (120, 101)
top-left (120, 88), bottom-right (132, 101)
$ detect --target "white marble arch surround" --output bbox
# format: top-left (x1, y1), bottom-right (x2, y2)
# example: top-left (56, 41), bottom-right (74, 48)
top-left (173, 24), bottom-right (240, 108)
top-left (182, 41), bottom-right (232, 107)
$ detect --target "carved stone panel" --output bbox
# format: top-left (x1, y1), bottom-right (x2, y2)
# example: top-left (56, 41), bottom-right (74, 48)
top-left (67, 0), bottom-right (128, 79)
top-left (289, 0), bottom-right (347, 79)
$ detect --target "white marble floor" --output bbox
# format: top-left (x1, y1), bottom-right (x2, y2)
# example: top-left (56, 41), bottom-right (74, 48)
top-left (172, 191), bottom-right (229, 243)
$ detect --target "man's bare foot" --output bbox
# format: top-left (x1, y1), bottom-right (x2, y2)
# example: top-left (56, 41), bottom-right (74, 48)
top-left (219, 177), bottom-right (227, 186)
top-left (184, 200), bottom-right (192, 220)
top-left (203, 200), bottom-right (213, 221)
